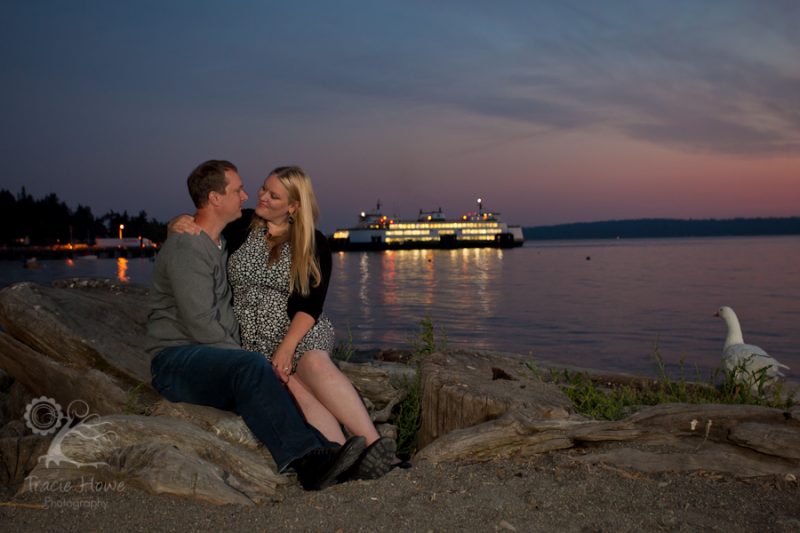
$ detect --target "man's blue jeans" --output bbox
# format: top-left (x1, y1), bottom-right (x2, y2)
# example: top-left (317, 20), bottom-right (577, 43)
top-left (150, 344), bottom-right (334, 472)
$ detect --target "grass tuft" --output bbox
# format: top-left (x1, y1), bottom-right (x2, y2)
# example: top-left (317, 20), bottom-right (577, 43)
top-left (124, 381), bottom-right (149, 415)
top-left (393, 374), bottom-right (421, 458)
top-left (546, 344), bottom-right (795, 421)
top-left (408, 316), bottom-right (447, 361)
top-left (332, 324), bottom-right (356, 362)
top-left (392, 316), bottom-right (448, 456)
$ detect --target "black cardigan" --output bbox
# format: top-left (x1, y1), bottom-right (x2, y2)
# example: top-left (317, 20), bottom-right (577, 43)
top-left (223, 209), bottom-right (332, 322)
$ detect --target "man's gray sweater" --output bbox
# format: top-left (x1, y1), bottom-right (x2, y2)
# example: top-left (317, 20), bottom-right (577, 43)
top-left (146, 232), bottom-right (241, 360)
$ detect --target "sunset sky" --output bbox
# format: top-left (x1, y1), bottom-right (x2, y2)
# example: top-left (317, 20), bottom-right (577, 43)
top-left (2, 1), bottom-right (799, 232)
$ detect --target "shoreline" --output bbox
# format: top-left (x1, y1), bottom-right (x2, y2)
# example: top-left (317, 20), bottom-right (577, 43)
top-left (355, 346), bottom-right (800, 392)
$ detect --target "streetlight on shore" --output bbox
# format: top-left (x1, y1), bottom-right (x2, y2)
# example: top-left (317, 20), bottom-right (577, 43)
top-left (118, 224), bottom-right (124, 240)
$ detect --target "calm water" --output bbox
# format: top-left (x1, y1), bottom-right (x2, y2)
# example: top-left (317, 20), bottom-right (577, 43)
top-left (2, 236), bottom-right (798, 380)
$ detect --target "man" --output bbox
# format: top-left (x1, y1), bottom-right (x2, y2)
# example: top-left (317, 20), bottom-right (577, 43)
top-left (146, 159), bottom-right (364, 490)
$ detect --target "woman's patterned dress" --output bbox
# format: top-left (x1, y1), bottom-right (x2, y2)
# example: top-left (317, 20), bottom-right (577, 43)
top-left (227, 228), bottom-right (335, 372)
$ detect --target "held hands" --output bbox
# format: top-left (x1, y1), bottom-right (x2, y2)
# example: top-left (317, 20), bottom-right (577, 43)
top-left (271, 345), bottom-right (294, 384)
top-left (168, 214), bottom-right (202, 235)
top-left (272, 315), bottom-right (311, 383)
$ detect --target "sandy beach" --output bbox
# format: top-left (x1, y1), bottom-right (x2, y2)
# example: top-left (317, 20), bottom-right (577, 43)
top-left (3, 444), bottom-right (799, 533)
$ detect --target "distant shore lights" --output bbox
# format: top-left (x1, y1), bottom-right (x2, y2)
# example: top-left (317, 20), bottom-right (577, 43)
top-left (118, 224), bottom-right (124, 240)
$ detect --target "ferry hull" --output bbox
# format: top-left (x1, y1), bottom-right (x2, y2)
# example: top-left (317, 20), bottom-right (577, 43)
top-left (329, 233), bottom-right (524, 252)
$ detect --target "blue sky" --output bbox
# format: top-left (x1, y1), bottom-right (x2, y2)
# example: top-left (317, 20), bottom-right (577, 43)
top-left (2, 1), bottom-right (799, 231)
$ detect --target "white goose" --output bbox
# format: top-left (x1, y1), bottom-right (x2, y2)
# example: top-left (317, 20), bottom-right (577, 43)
top-left (714, 306), bottom-right (789, 385)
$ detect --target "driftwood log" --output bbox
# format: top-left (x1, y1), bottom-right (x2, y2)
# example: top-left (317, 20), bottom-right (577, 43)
top-left (0, 279), bottom-right (410, 502)
top-left (337, 360), bottom-right (414, 423)
top-left (418, 350), bottom-right (574, 448)
top-left (0, 432), bottom-right (51, 486)
top-left (21, 414), bottom-right (286, 505)
top-left (416, 351), bottom-right (800, 478)
top-left (0, 279), bottom-right (159, 414)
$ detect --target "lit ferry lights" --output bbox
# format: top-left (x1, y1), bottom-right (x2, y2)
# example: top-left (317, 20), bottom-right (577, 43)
top-left (330, 199), bottom-right (524, 251)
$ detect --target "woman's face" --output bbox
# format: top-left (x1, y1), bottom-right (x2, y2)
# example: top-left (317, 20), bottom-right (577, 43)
top-left (256, 174), bottom-right (296, 223)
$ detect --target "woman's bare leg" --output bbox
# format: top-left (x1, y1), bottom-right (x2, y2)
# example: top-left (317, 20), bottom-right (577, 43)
top-left (295, 350), bottom-right (381, 445)
top-left (285, 375), bottom-right (346, 444)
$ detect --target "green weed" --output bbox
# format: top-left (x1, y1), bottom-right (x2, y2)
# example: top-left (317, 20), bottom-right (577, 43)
top-left (408, 316), bottom-right (447, 361)
top-left (124, 381), bottom-right (149, 415)
top-left (393, 374), bottom-right (422, 458)
top-left (332, 324), bottom-right (356, 362)
top-left (551, 345), bottom-right (795, 421)
top-left (392, 316), bottom-right (447, 456)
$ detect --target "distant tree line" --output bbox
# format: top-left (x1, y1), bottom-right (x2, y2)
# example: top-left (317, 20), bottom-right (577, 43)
top-left (0, 188), bottom-right (167, 246)
top-left (524, 217), bottom-right (800, 240)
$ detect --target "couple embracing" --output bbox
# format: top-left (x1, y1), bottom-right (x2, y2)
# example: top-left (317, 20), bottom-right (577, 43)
top-left (146, 161), bottom-right (402, 490)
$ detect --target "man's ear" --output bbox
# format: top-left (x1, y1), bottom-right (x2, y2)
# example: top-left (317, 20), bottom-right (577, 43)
top-left (207, 190), bottom-right (221, 207)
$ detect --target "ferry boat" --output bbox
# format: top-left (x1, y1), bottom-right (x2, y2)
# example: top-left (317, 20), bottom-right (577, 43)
top-left (329, 199), bottom-right (524, 251)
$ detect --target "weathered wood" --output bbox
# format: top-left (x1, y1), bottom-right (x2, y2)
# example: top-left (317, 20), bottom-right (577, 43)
top-left (0, 332), bottom-right (134, 415)
top-left (414, 348), bottom-right (800, 478)
top-left (417, 401), bottom-right (800, 478)
top-left (151, 401), bottom-right (264, 453)
top-left (622, 403), bottom-right (800, 453)
top-left (574, 445), bottom-right (800, 478)
top-left (0, 281), bottom-right (159, 414)
top-left (0, 279), bottom-right (411, 504)
top-left (418, 351), bottom-right (574, 448)
top-left (0, 281), bottom-right (285, 504)
top-left (337, 360), bottom-right (413, 423)
top-left (728, 422), bottom-right (800, 460)
top-left (0, 420), bottom-right (26, 438)
top-left (0, 281), bottom-right (152, 382)
top-left (339, 359), bottom-right (417, 386)
top-left (1, 381), bottom-right (35, 428)
top-left (416, 411), bottom-right (640, 463)
top-left (0, 367), bottom-right (12, 392)
top-left (21, 414), bottom-right (286, 505)
top-left (148, 402), bottom-right (402, 492)
top-left (0, 434), bottom-right (52, 485)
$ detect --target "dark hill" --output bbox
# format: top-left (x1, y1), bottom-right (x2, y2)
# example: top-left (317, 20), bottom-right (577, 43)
top-left (523, 217), bottom-right (800, 240)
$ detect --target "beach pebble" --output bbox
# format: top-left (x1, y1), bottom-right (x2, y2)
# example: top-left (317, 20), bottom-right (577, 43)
top-left (497, 520), bottom-right (517, 531)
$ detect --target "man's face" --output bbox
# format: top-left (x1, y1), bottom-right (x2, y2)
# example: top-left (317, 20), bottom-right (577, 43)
top-left (218, 169), bottom-right (248, 222)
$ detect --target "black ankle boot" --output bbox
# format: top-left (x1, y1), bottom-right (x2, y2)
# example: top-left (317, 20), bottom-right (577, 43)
top-left (340, 436), bottom-right (397, 481)
top-left (291, 436), bottom-right (366, 490)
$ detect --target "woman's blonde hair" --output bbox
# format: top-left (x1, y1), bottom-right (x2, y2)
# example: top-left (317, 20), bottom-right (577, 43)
top-left (251, 166), bottom-right (321, 296)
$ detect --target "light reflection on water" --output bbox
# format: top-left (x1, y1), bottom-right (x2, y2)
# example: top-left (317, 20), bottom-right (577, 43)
top-left (1, 236), bottom-right (798, 379)
top-left (117, 257), bottom-right (129, 283)
top-left (0, 256), bottom-right (153, 290)
top-left (328, 237), bottom-right (800, 380)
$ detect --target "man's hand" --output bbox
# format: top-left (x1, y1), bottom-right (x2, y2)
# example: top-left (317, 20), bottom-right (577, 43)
top-left (168, 214), bottom-right (202, 235)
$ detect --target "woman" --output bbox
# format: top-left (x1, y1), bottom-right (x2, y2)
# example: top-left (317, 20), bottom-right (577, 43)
top-left (222, 166), bottom-right (395, 480)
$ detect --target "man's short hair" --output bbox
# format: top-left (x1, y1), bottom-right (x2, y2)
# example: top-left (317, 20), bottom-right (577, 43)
top-left (187, 160), bottom-right (238, 208)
